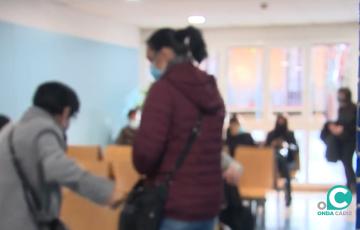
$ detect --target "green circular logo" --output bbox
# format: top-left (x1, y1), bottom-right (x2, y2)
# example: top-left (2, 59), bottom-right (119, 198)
top-left (326, 185), bottom-right (352, 210)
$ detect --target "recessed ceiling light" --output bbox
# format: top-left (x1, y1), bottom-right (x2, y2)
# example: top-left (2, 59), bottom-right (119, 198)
top-left (188, 16), bottom-right (206, 25)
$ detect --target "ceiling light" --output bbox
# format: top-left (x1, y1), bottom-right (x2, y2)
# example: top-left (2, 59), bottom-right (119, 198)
top-left (188, 16), bottom-right (206, 25)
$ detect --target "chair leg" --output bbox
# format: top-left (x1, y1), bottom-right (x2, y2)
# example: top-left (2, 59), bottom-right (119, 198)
top-left (253, 199), bottom-right (266, 229)
top-left (251, 199), bottom-right (257, 214)
top-left (261, 199), bottom-right (266, 228)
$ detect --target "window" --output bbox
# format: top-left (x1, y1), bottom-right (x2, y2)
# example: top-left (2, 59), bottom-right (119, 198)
top-left (310, 43), bottom-right (350, 119)
top-left (222, 42), bottom-right (354, 185)
top-left (269, 47), bottom-right (303, 111)
top-left (227, 47), bottom-right (264, 112)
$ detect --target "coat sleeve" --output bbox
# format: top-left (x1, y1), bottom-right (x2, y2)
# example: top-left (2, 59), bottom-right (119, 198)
top-left (116, 128), bottom-right (127, 145)
top-left (265, 132), bottom-right (273, 146)
top-left (133, 82), bottom-right (172, 175)
top-left (339, 107), bottom-right (357, 141)
top-left (37, 133), bottom-right (114, 205)
top-left (288, 132), bottom-right (298, 146)
top-left (288, 131), bottom-right (299, 152)
top-left (320, 122), bottom-right (331, 142)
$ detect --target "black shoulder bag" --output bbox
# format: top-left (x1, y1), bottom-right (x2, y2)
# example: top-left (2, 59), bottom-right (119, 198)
top-left (8, 129), bottom-right (68, 230)
top-left (119, 113), bottom-right (203, 230)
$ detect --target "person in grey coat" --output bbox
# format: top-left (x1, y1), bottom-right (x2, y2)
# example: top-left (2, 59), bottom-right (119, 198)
top-left (0, 114), bottom-right (10, 131)
top-left (0, 82), bottom-right (120, 230)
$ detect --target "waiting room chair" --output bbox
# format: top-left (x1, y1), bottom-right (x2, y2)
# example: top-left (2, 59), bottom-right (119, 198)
top-left (67, 145), bottom-right (102, 163)
top-left (234, 146), bottom-right (275, 201)
top-left (61, 161), bottom-right (120, 230)
top-left (103, 145), bottom-right (140, 195)
top-left (234, 146), bottom-right (275, 226)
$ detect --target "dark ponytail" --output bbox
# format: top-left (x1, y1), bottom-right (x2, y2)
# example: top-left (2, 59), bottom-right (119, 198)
top-left (147, 26), bottom-right (208, 63)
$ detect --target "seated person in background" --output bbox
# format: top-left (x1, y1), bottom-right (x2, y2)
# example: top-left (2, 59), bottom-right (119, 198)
top-left (115, 108), bottom-right (140, 145)
top-left (0, 115), bottom-right (10, 131)
top-left (0, 82), bottom-right (122, 230)
top-left (265, 114), bottom-right (298, 207)
top-left (226, 115), bottom-right (256, 156)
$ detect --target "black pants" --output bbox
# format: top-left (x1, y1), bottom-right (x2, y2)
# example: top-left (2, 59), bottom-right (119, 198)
top-left (276, 152), bottom-right (292, 202)
top-left (340, 144), bottom-right (356, 188)
top-left (220, 184), bottom-right (255, 230)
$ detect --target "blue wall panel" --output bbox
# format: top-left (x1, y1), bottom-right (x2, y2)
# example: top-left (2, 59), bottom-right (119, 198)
top-left (0, 21), bottom-right (140, 145)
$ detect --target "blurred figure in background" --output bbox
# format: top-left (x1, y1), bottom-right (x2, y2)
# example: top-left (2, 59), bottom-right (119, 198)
top-left (0, 82), bottom-right (121, 230)
top-left (221, 146), bottom-right (243, 186)
top-left (133, 26), bottom-right (225, 230)
top-left (265, 114), bottom-right (298, 207)
top-left (220, 145), bottom-right (256, 230)
top-left (328, 87), bottom-right (356, 191)
top-left (226, 115), bottom-right (256, 156)
top-left (116, 108), bottom-right (140, 145)
top-left (0, 115), bottom-right (10, 131)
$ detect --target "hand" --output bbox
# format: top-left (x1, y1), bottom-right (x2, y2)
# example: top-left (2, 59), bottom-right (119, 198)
top-left (223, 161), bottom-right (242, 186)
top-left (271, 138), bottom-right (283, 148)
top-left (108, 184), bottom-right (127, 209)
top-left (329, 124), bottom-right (344, 136)
top-left (328, 123), bottom-right (336, 133)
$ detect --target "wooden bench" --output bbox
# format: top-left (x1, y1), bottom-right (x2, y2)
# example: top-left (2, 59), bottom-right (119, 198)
top-left (67, 145), bottom-right (102, 163)
top-left (234, 146), bottom-right (275, 226)
top-left (61, 160), bottom-right (120, 230)
top-left (103, 145), bottom-right (140, 193)
top-left (234, 146), bottom-right (275, 200)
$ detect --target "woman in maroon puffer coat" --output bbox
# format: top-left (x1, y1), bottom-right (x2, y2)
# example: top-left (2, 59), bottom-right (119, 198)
top-left (133, 27), bottom-right (225, 230)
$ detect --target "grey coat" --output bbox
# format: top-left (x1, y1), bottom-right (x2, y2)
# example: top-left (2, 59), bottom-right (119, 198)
top-left (0, 107), bottom-right (114, 230)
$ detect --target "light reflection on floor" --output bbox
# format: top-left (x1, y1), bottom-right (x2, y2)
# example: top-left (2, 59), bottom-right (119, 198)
top-left (258, 191), bottom-right (355, 230)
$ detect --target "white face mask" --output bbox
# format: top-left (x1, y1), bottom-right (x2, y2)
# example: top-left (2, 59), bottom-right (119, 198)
top-left (129, 120), bottom-right (140, 129)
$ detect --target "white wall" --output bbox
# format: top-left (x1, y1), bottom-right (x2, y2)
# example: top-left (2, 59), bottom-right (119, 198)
top-left (0, 0), bottom-right (140, 48)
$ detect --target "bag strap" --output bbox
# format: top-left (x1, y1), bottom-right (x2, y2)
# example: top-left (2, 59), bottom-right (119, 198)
top-left (8, 128), bottom-right (44, 222)
top-left (164, 78), bottom-right (204, 185)
top-left (165, 112), bottom-right (203, 185)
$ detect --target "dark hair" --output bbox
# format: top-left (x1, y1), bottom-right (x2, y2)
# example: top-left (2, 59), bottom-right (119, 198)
top-left (338, 87), bottom-right (352, 102)
top-left (147, 26), bottom-right (208, 63)
top-left (128, 108), bottom-right (138, 119)
top-left (275, 114), bottom-right (288, 131)
top-left (0, 115), bottom-right (10, 131)
top-left (33, 82), bottom-right (80, 117)
top-left (229, 114), bottom-right (239, 125)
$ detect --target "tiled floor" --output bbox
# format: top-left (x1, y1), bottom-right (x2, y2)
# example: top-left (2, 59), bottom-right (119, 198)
top-left (255, 191), bottom-right (356, 230)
